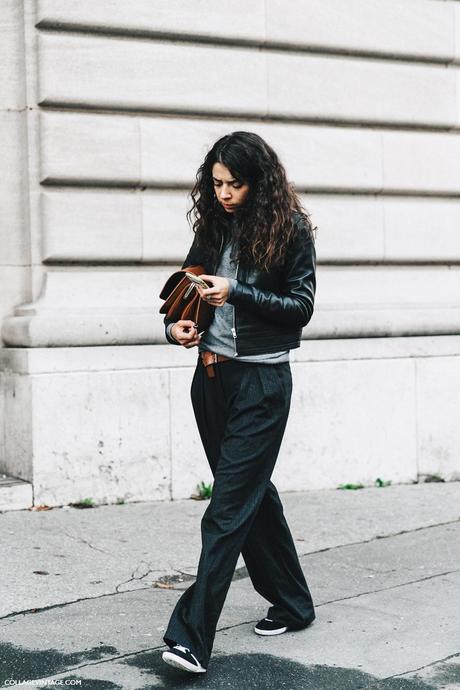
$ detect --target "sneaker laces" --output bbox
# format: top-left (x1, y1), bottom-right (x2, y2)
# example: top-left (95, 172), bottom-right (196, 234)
top-left (173, 644), bottom-right (203, 668)
top-left (174, 644), bottom-right (190, 653)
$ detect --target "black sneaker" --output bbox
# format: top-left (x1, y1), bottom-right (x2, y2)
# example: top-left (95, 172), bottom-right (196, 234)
top-left (162, 644), bottom-right (207, 673)
top-left (254, 617), bottom-right (289, 636)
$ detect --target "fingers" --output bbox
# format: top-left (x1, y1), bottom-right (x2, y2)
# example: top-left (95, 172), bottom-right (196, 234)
top-left (180, 327), bottom-right (197, 341)
top-left (197, 287), bottom-right (226, 307)
top-left (199, 288), bottom-right (221, 302)
top-left (198, 275), bottom-right (221, 294)
top-left (198, 276), bottom-right (228, 304)
top-left (184, 337), bottom-right (201, 348)
top-left (183, 329), bottom-right (201, 348)
top-left (176, 319), bottom-right (196, 328)
top-left (173, 321), bottom-right (201, 348)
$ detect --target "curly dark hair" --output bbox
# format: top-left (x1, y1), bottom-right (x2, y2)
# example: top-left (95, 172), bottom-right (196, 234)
top-left (187, 131), bottom-right (316, 272)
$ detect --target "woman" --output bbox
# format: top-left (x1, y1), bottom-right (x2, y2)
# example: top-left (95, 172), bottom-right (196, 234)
top-left (161, 131), bottom-right (317, 674)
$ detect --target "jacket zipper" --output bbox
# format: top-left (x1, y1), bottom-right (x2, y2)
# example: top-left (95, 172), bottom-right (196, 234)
top-left (231, 259), bottom-right (239, 355)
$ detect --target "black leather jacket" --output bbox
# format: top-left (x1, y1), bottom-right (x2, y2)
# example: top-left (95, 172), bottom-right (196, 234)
top-left (164, 214), bottom-right (316, 356)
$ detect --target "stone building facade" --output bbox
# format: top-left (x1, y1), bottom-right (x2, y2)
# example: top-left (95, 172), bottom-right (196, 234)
top-left (1, 0), bottom-right (459, 509)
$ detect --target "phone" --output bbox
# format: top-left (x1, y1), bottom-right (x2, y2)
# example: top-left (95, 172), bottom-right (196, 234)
top-left (185, 272), bottom-right (209, 288)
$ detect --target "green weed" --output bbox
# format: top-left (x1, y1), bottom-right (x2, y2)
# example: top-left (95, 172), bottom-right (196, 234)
top-left (191, 481), bottom-right (213, 500)
top-left (70, 497), bottom-right (95, 509)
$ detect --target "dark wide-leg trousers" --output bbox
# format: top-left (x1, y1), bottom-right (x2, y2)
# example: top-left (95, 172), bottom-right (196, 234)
top-left (163, 355), bottom-right (315, 667)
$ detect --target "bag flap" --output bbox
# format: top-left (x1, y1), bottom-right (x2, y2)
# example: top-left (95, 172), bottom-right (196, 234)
top-left (159, 264), bottom-right (205, 300)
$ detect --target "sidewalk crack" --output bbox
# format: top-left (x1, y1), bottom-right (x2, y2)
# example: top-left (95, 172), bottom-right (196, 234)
top-left (61, 529), bottom-right (112, 556)
top-left (115, 560), bottom-right (159, 593)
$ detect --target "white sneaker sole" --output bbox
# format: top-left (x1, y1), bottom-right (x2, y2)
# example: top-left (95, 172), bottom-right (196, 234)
top-left (254, 625), bottom-right (288, 636)
top-left (162, 650), bottom-right (207, 673)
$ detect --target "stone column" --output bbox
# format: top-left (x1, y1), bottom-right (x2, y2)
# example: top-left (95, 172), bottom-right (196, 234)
top-left (0, 1), bottom-right (31, 337)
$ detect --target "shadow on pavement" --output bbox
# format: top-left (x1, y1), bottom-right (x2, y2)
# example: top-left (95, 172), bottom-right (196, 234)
top-left (123, 651), bottom-right (440, 690)
top-left (2, 642), bottom-right (455, 689)
top-left (0, 640), bottom-right (118, 686)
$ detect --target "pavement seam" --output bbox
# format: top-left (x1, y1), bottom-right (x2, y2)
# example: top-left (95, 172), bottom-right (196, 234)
top-left (216, 518), bottom-right (460, 584)
top-left (317, 567), bottom-right (460, 607)
top-left (0, 590), bottom-right (124, 621)
top-left (394, 650), bottom-right (460, 678)
top-left (358, 651), bottom-right (460, 689)
top-left (295, 517), bottom-right (460, 561)
top-left (1, 559), bottom-right (459, 624)
top-left (0, 641), bottom-right (170, 688)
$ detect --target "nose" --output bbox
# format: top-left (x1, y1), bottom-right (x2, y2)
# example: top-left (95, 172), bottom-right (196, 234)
top-left (220, 185), bottom-right (232, 200)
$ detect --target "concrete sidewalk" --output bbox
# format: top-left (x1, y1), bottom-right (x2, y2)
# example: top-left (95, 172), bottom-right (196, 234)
top-left (0, 482), bottom-right (459, 689)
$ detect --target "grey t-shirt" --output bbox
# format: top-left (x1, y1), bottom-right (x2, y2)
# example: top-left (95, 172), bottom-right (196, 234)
top-left (197, 231), bottom-right (289, 363)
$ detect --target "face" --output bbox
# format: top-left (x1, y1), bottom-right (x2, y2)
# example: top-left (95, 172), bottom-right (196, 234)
top-left (212, 162), bottom-right (250, 213)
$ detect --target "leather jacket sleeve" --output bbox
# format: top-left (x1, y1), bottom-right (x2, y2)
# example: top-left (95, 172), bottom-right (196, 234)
top-left (163, 234), bottom-right (201, 344)
top-left (226, 228), bottom-right (316, 328)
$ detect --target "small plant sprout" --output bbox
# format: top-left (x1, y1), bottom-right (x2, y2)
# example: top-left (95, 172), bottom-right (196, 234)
top-left (191, 481), bottom-right (213, 500)
top-left (375, 478), bottom-right (392, 488)
top-left (423, 474), bottom-right (445, 483)
top-left (70, 497), bottom-right (95, 509)
top-left (337, 482), bottom-right (364, 490)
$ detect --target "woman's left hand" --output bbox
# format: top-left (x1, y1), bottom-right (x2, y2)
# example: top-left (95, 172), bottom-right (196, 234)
top-left (197, 275), bottom-right (230, 307)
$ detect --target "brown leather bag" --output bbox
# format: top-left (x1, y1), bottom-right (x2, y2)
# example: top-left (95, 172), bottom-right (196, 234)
top-left (159, 264), bottom-right (215, 333)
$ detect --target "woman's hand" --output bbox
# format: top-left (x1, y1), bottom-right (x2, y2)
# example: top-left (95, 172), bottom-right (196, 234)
top-left (197, 275), bottom-right (230, 307)
top-left (171, 320), bottom-right (201, 348)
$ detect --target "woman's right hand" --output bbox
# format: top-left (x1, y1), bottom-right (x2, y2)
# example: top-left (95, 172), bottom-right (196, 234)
top-left (171, 320), bottom-right (201, 348)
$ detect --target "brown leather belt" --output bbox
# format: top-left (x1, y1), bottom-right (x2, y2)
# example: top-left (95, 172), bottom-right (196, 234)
top-left (200, 351), bottom-right (231, 378)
